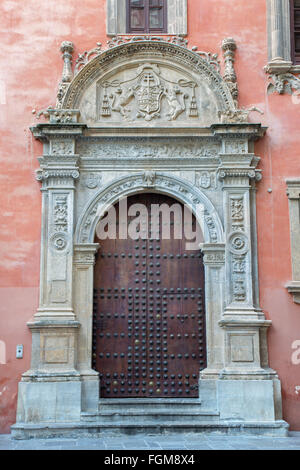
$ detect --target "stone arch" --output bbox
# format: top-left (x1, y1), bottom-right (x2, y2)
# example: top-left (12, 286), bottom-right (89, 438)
top-left (75, 172), bottom-right (224, 245)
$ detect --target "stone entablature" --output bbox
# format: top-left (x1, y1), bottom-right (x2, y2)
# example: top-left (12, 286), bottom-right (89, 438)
top-left (12, 39), bottom-right (288, 438)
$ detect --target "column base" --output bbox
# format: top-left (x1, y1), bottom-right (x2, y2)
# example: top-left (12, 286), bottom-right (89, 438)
top-left (15, 378), bottom-right (82, 424)
top-left (199, 376), bottom-right (285, 423)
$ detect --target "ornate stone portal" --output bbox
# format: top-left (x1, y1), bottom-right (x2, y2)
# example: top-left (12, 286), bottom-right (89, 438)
top-left (12, 38), bottom-right (288, 437)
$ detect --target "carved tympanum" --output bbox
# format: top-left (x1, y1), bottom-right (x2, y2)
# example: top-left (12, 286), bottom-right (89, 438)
top-left (98, 63), bottom-right (199, 122)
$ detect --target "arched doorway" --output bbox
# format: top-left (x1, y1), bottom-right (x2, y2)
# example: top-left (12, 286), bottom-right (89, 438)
top-left (92, 193), bottom-right (206, 398)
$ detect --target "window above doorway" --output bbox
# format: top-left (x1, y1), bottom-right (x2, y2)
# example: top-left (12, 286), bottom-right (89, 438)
top-left (127, 0), bottom-right (167, 34)
top-left (106, 0), bottom-right (187, 36)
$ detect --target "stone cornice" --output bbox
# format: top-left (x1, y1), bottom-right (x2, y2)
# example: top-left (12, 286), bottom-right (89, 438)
top-left (219, 319), bottom-right (272, 328)
top-left (286, 179), bottom-right (300, 199)
top-left (27, 320), bottom-right (81, 330)
top-left (73, 243), bottom-right (100, 266)
top-left (286, 282), bottom-right (300, 304)
top-left (211, 123), bottom-right (267, 140)
top-left (31, 123), bottom-right (86, 142)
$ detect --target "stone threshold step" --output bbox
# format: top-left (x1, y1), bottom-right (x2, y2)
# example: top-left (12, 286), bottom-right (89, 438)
top-left (99, 398), bottom-right (202, 404)
top-left (82, 411), bottom-right (218, 417)
top-left (11, 420), bottom-right (289, 439)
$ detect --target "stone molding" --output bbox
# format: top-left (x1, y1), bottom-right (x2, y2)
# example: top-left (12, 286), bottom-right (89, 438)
top-left (286, 179), bottom-right (300, 304)
top-left (73, 244), bottom-right (99, 266)
top-left (202, 243), bottom-right (226, 266)
top-left (75, 172), bottom-right (225, 245)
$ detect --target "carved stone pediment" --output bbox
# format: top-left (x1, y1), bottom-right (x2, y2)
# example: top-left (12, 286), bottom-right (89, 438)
top-left (80, 60), bottom-right (220, 126)
top-left (58, 40), bottom-right (236, 127)
top-left (95, 62), bottom-right (206, 124)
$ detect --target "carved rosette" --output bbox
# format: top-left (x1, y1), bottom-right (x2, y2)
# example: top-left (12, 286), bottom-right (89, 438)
top-left (227, 224), bottom-right (249, 304)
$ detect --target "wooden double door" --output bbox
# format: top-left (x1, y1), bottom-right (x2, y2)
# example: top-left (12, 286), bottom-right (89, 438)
top-left (93, 193), bottom-right (206, 398)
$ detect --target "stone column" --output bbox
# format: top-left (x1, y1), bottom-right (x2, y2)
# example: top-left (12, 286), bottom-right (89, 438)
top-left (199, 124), bottom-right (284, 425)
top-left (270, 0), bottom-right (285, 61)
top-left (74, 243), bottom-right (100, 412)
top-left (266, 0), bottom-right (292, 73)
top-left (201, 243), bottom-right (225, 379)
top-left (217, 130), bottom-right (273, 378)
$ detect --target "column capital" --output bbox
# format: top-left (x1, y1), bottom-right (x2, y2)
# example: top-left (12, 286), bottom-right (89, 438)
top-left (74, 243), bottom-right (100, 266)
top-left (202, 243), bottom-right (225, 266)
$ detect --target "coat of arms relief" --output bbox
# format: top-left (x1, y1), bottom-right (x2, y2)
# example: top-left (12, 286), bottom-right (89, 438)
top-left (99, 63), bottom-right (199, 122)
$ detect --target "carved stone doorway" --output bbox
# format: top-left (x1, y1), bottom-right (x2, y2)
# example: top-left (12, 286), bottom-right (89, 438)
top-left (92, 193), bottom-right (206, 398)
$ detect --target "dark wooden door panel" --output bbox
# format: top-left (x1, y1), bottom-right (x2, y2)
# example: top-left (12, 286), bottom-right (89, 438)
top-left (93, 193), bottom-right (206, 398)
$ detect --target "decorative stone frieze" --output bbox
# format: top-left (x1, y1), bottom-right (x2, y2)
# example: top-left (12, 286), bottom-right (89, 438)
top-left (76, 137), bottom-right (220, 160)
top-left (49, 108), bottom-right (80, 124)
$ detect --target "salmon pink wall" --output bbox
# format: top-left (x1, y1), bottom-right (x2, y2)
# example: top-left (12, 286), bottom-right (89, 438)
top-left (0, 0), bottom-right (299, 433)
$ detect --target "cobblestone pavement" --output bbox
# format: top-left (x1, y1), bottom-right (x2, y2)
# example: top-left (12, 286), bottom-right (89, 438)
top-left (0, 432), bottom-right (299, 450)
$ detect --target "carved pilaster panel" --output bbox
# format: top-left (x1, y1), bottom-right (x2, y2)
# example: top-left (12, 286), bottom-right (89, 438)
top-left (221, 184), bottom-right (256, 312)
top-left (50, 139), bottom-right (75, 155)
top-left (223, 138), bottom-right (248, 155)
top-left (27, 321), bottom-right (80, 373)
top-left (201, 244), bottom-right (225, 373)
top-left (73, 244), bottom-right (99, 372)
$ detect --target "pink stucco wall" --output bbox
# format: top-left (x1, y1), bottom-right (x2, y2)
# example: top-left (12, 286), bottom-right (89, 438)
top-left (0, 0), bottom-right (299, 433)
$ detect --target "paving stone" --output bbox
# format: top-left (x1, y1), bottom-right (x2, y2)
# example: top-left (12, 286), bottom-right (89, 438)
top-left (184, 445), bottom-right (212, 450)
top-left (1, 433), bottom-right (300, 450)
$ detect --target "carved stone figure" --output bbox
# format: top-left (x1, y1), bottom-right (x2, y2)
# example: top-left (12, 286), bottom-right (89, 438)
top-left (164, 86), bottom-right (186, 120)
top-left (218, 107), bottom-right (263, 123)
top-left (267, 72), bottom-right (300, 95)
top-left (143, 170), bottom-right (156, 187)
top-left (99, 63), bottom-right (198, 122)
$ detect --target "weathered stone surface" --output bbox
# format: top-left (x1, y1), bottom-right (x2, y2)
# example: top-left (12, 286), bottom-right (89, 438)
top-left (13, 39), bottom-right (286, 438)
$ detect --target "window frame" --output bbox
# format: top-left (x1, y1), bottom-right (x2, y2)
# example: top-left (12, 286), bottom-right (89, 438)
top-left (291, 0), bottom-right (300, 64)
top-left (126, 0), bottom-right (168, 34)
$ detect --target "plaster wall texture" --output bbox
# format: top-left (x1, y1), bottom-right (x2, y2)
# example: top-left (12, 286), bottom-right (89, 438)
top-left (0, 0), bottom-right (299, 433)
